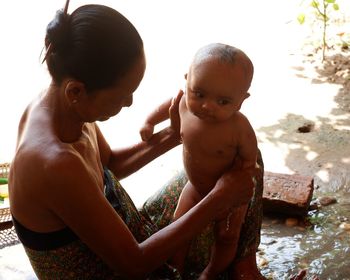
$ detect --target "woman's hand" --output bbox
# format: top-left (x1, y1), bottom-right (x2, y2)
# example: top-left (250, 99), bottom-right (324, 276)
top-left (290, 269), bottom-right (320, 280)
top-left (211, 168), bottom-right (255, 213)
top-left (168, 89), bottom-right (184, 143)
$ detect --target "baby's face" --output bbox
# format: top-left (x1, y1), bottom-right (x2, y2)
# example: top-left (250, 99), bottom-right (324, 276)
top-left (185, 57), bottom-right (250, 123)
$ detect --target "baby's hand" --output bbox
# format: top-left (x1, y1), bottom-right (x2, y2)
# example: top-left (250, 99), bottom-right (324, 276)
top-left (140, 123), bottom-right (154, 141)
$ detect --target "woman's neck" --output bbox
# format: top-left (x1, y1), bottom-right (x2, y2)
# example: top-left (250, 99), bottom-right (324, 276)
top-left (43, 82), bottom-right (85, 143)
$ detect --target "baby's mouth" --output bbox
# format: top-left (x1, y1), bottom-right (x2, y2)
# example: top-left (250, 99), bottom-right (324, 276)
top-left (195, 112), bottom-right (215, 121)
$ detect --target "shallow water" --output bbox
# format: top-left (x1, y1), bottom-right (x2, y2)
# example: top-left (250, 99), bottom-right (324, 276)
top-left (259, 192), bottom-right (350, 280)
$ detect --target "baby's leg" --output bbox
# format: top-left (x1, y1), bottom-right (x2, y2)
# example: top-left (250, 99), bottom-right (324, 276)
top-left (199, 204), bottom-right (248, 280)
top-left (170, 181), bottom-right (202, 274)
top-left (173, 181), bottom-right (201, 220)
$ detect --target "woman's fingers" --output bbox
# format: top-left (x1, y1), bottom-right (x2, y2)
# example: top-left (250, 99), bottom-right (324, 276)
top-left (290, 269), bottom-right (307, 280)
top-left (216, 168), bottom-right (254, 208)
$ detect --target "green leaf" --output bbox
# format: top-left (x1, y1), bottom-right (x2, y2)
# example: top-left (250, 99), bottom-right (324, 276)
top-left (333, 3), bottom-right (339, 10)
top-left (325, 0), bottom-right (335, 3)
top-left (297, 13), bottom-right (306, 24)
top-left (311, 0), bottom-right (319, 8)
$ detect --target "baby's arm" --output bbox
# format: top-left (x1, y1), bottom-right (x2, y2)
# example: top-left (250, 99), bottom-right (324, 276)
top-left (140, 98), bottom-right (173, 141)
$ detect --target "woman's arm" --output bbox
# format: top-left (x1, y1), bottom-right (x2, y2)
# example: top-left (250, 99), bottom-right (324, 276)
top-left (47, 152), bottom-right (254, 279)
top-left (98, 90), bottom-right (183, 180)
top-left (236, 113), bottom-right (258, 172)
top-left (139, 166), bottom-right (255, 259)
top-left (101, 126), bottom-right (179, 179)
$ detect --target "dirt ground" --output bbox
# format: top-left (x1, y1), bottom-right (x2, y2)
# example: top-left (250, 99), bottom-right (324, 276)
top-left (257, 46), bottom-right (350, 196)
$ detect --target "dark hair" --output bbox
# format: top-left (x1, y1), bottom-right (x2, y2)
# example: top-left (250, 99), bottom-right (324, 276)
top-left (44, 4), bottom-right (143, 91)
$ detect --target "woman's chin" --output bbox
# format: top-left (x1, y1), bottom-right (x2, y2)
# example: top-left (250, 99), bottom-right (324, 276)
top-left (97, 117), bottom-right (110, 122)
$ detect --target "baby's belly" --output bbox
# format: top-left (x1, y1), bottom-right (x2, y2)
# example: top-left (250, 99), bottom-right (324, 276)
top-left (183, 150), bottom-right (232, 196)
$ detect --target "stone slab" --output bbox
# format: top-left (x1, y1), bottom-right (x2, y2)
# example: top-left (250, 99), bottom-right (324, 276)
top-left (263, 171), bottom-right (314, 217)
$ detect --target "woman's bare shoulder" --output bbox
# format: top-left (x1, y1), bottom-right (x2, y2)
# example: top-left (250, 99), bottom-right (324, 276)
top-left (12, 104), bottom-right (98, 196)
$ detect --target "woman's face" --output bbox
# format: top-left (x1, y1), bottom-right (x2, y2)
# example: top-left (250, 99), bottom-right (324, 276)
top-left (80, 53), bottom-right (146, 122)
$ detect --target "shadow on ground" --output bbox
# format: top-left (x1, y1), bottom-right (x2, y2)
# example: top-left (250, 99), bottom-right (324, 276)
top-left (257, 50), bottom-right (350, 194)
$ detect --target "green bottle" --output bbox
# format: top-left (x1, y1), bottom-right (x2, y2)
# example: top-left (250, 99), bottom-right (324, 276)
top-left (0, 178), bottom-right (8, 185)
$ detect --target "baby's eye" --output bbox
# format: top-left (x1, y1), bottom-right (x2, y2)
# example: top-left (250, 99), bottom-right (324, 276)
top-left (194, 92), bottom-right (204, 98)
top-left (217, 99), bottom-right (230, 105)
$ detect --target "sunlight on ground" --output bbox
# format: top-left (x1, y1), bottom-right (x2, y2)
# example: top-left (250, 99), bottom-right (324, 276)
top-left (1, 0), bottom-right (348, 204)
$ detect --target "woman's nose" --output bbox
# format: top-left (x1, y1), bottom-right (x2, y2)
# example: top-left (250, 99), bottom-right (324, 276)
top-left (124, 95), bottom-right (133, 107)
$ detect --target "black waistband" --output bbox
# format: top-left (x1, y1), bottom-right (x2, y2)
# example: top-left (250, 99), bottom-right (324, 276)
top-left (12, 216), bottom-right (79, 251)
top-left (12, 167), bottom-right (113, 251)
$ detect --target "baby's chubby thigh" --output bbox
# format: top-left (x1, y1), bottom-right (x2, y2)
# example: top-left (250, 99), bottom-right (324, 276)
top-left (173, 181), bottom-right (205, 219)
top-left (215, 205), bottom-right (248, 245)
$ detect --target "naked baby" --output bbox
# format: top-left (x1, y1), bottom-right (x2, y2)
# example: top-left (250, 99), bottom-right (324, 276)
top-left (140, 43), bottom-right (258, 279)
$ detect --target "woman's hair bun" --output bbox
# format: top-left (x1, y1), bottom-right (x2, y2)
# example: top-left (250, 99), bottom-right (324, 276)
top-left (44, 4), bottom-right (144, 91)
top-left (45, 9), bottom-right (71, 54)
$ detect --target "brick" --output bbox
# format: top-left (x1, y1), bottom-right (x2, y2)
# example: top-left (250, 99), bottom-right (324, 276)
top-left (262, 172), bottom-right (314, 217)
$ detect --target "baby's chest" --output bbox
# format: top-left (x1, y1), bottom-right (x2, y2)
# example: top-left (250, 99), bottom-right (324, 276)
top-left (181, 121), bottom-right (238, 158)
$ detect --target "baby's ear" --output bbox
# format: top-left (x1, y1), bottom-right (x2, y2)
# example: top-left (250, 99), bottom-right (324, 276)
top-left (236, 92), bottom-right (250, 111)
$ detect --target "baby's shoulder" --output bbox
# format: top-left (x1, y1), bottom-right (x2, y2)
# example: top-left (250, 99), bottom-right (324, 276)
top-left (231, 111), bottom-right (252, 128)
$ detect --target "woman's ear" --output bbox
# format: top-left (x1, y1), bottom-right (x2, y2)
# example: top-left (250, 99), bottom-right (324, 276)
top-left (64, 80), bottom-right (86, 106)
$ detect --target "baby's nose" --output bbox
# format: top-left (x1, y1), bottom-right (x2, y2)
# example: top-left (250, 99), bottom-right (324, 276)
top-left (202, 101), bottom-right (214, 111)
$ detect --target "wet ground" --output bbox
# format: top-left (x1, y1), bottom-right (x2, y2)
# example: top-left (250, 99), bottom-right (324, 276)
top-left (259, 193), bottom-right (350, 279)
top-left (254, 48), bottom-right (350, 279)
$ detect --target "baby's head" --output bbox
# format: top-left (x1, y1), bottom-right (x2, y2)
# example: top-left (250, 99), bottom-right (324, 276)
top-left (185, 43), bottom-right (254, 122)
